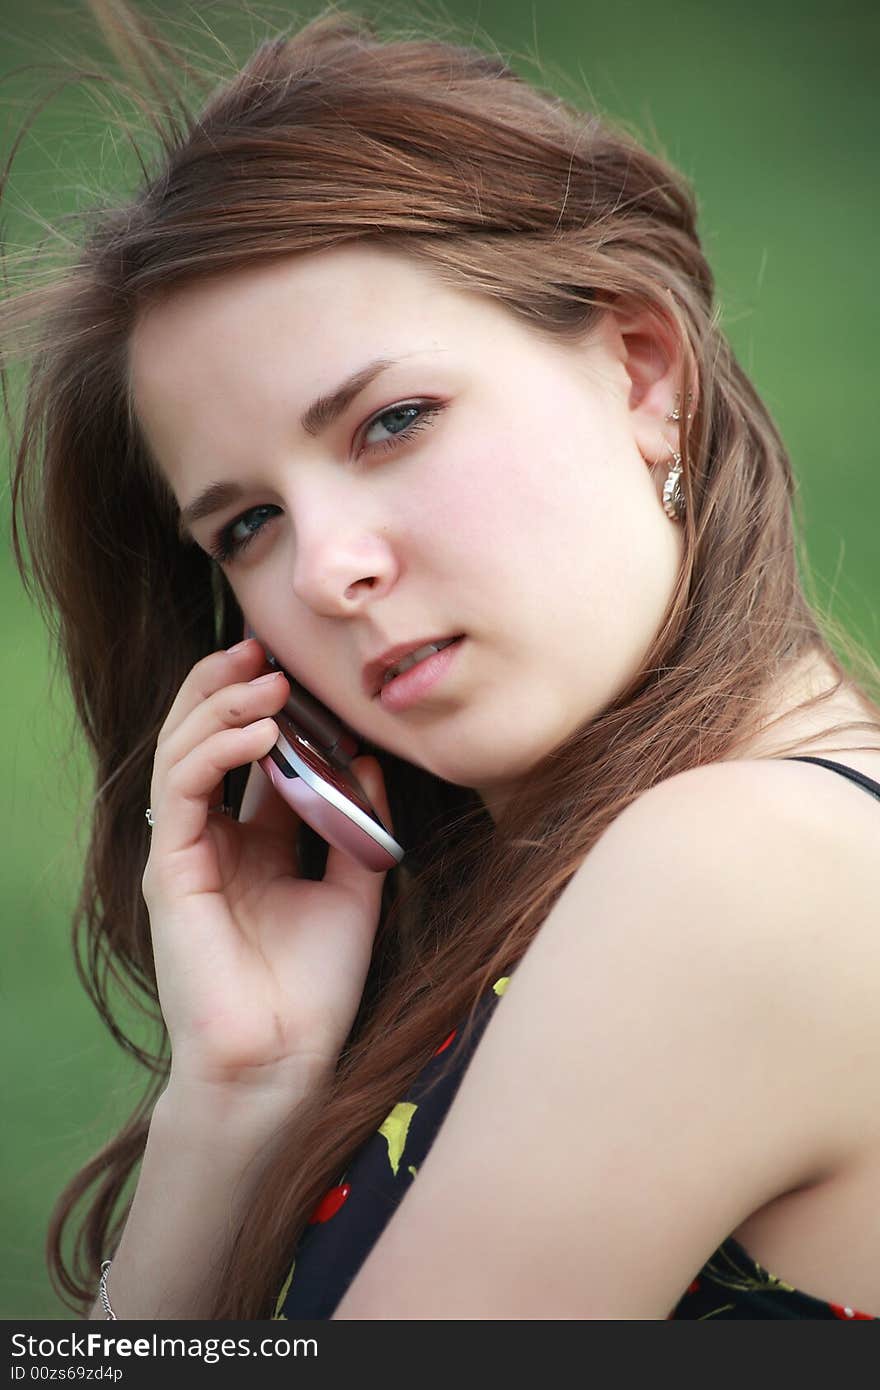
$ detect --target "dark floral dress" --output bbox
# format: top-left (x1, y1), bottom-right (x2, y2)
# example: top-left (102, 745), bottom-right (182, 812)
top-left (274, 757), bottom-right (880, 1321)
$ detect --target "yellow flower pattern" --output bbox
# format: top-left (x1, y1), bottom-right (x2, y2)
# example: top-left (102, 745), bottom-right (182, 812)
top-left (272, 1259), bottom-right (295, 1319)
top-left (378, 1102), bottom-right (418, 1176)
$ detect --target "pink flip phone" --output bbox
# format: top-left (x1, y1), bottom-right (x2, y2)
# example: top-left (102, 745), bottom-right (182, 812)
top-left (245, 627), bottom-right (405, 872)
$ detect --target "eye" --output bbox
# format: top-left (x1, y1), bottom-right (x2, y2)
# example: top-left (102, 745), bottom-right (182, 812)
top-left (207, 400), bottom-right (444, 565)
top-left (358, 399), bottom-right (443, 455)
top-left (208, 504), bottom-right (281, 564)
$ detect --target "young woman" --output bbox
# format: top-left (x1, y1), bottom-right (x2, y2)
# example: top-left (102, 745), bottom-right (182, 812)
top-left (4, 4), bottom-right (880, 1321)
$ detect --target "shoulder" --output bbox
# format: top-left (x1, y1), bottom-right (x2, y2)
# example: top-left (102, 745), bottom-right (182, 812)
top-left (581, 755), bottom-right (880, 948)
top-left (597, 751), bottom-right (879, 860)
top-left (498, 753), bottom-right (880, 1192)
top-left (333, 757), bottom-right (880, 1317)
top-left (551, 756), bottom-right (880, 1041)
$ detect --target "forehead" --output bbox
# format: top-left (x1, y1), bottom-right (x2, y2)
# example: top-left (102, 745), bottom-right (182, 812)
top-left (128, 243), bottom-right (492, 408)
top-left (125, 242), bottom-right (560, 498)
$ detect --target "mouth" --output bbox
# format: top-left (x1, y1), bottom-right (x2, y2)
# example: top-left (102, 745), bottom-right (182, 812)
top-left (366, 634), bottom-right (465, 699)
top-left (376, 635), bottom-right (466, 711)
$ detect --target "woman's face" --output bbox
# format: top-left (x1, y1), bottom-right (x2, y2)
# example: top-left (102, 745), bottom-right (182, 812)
top-left (129, 243), bottom-right (684, 817)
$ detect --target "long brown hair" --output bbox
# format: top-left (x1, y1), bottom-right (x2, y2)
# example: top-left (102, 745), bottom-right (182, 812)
top-left (4, 1), bottom-right (880, 1320)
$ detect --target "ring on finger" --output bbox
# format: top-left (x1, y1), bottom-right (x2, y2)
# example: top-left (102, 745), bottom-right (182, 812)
top-left (144, 803), bottom-right (233, 830)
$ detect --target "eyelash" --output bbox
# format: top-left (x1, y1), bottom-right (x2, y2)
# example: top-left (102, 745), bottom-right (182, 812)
top-left (207, 400), bottom-right (443, 565)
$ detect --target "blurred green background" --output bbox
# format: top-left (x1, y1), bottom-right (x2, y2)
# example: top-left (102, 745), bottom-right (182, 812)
top-left (2, 0), bottom-right (877, 1319)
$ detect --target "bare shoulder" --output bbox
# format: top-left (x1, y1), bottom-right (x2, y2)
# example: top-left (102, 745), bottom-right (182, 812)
top-left (531, 754), bottom-right (880, 1156)
top-left (335, 757), bottom-right (880, 1317)
top-left (594, 755), bottom-right (880, 938)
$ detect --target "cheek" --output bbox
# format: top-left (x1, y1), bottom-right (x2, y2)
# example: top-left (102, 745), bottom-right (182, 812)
top-left (393, 450), bottom-right (507, 564)
top-left (419, 422), bottom-right (568, 565)
top-left (440, 428), bottom-right (668, 652)
top-left (231, 568), bottom-right (282, 632)
top-left (233, 569), bottom-right (318, 679)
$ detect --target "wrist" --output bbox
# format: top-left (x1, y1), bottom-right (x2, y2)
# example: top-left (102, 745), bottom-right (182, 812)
top-left (155, 1059), bottom-right (331, 1139)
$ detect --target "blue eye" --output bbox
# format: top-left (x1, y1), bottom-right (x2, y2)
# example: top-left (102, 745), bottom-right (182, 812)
top-left (209, 504), bottom-right (281, 564)
top-left (362, 402), bottom-right (438, 451)
top-left (208, 399), bottom-right (443, 565)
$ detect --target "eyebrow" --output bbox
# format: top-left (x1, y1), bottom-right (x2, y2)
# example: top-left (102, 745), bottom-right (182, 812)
top-left (177, 356), bottom-right (399, 541)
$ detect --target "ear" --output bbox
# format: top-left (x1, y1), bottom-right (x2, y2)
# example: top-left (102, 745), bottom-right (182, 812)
top-left (605, 303), bottom-right (695, 466)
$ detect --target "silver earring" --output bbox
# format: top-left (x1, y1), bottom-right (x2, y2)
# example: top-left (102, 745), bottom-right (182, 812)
top-left (662, 447), bottom-right (686, 522)
top-left (665, 391), bottom-right (694, 423)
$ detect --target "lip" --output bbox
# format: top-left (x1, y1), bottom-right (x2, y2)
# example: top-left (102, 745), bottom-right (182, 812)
top-left (377, 636), bottom-right (464, 712)
top-left (364, 634), bottom-right (465, 699)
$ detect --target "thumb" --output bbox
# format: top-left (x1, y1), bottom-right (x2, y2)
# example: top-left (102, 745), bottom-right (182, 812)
top-left (349, 754), bottom-right (394, 832)
top-left (241, 757), bottom-right (304, 841)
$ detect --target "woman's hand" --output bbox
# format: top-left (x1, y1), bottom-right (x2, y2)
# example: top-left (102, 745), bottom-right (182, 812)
top-left (142, 637), bottom-right (393, 1108)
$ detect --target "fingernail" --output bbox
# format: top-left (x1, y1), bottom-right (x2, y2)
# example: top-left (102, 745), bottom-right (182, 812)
top-left (227, 638), bottom-right (253, 654)
top-left (250, 671), bottom-right (280, 685)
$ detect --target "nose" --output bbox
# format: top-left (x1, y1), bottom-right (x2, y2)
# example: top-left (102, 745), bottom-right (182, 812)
top-left (289, 504), bottom-right (398, 617)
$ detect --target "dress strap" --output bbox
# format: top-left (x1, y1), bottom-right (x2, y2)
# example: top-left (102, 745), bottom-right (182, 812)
top-left (783, 755), bottom-right (880, 803)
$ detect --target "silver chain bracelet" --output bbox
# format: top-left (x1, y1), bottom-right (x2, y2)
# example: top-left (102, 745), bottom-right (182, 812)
top-left (99, 1260), bottom-right (117, 1319)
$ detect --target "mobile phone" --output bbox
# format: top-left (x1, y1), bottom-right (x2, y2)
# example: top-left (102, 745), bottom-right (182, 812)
top-left (243, 627), bottom-right (405, 872)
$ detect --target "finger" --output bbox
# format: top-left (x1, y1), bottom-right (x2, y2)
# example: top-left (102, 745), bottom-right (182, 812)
top-left (157, 638), bottom-right (272, 749)
top-left (149, 718), bottom-right (281, 859)
top-left (153, 670), bottom-right (290, 791)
